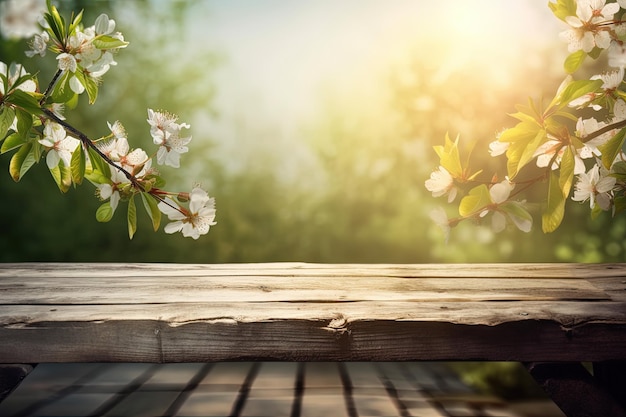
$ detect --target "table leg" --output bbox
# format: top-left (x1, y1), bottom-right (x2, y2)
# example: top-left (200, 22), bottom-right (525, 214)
top-left (593, 361), bottom-right (626, 410)
top-left (525, 362), bottom-right (626, 417)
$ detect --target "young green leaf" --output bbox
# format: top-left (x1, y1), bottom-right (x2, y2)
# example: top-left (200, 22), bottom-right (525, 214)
top-left (9, 142), bottom-right (33, 181)
top-left (564, 50), bottom-right (586, 74)
top-left (50, 71), bottom-right (75, 104)
top-left (555, 79), bottom-right (602, 109)
top-left (5, 89), bottom-right (43, 115)
top-left (517, 129), bottom-right (547, 175)
top-left (87, 146), bottom-right (111, 178)
top-left (542, 171), bottom-right (567, 233)
top-left (49, 163), bottom-right (72, 193)
top-left (599, 128), bottom-right (626, 170)
top-left (1, 132), bottom-right (27, 154)
top-left (433, 133), bottom-right (463, 177)
top-left (84, 75), bottom-right (99, 105)
top-left (500, 201), bottom-right (533, 233)
top-left (499, 122), bottom-right (542, 178)
top-left (0, 107), bottom-right (15, 140)
top-left (68, 9), bottom-right (84, 36)
top-left (558, 146), bottom-right (575, 198)
top-left (127, 195), bottom-right (137, 239)
top-left (548, 0), bottom-right (577, 21)
top-left (141, 192), bottom-right (162, 232)
top-left (70, 145), bottom-right (86, 185)
top-left (459, 184), bottom-right (491, 218)
top-left (92, 35), bottom-right (129, 50)
top-left (96, 202), bottom-right (114, 222)
top-left (15, 108), bottom-right (33, 138)
top-left (46, 2), bottom-right (66, 43)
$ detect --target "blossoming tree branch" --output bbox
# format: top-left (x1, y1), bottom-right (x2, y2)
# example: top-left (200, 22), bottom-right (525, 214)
top-left (0, 1), bottom-right (216, 239)
top-left (426, 0), bottom-right (626, 239)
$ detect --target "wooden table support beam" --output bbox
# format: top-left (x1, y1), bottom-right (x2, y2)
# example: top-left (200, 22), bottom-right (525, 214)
top-left (0, 364), bottom-right (35, 403)
top-left (525, 362), bottom-right (626, 417)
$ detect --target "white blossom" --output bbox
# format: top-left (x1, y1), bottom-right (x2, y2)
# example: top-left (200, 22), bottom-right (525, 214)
top-left (572, 164), bottom-right (616, 210)
top-left (534, 138), bottom-right (586, 174)
top-left (96, 168), bottom-right (128, 212)
top-left (489, 139), bottom-right (509, 157)
top-left (25, 31), bottom-right (49, 58)
top-left (425, 166), bottom-right (457, 202)
top-left (94, 14), bottom-right (116, 36)
top-left (56, 53), bottom-right (77, 73)
top-left (159, 187), bottom-right (216, 239)
top-left (38, 121), bottom-right (80, 169)
top-left (559, 0), bottom-right (619, 53)
top-left (147, 109), bottom-right (192, 168)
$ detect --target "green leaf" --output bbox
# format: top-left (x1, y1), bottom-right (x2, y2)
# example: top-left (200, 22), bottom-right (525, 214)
top-left (50, 71), bottom-right (75, 104)
top-left (49, 163), bottom-right (72, 193)
top-left (599, 128), bottom-right (626, 170)
top-left (9, 142), bottom-right (33, 182)
top-left (517, 129), bottom-right (547, 175)
top-left (564, 50), bottom-right (586, 74)
top-left (19, 142), bottom-right (39, 180)
top-left (68, 9), bottom-right (83, 36)
top-left (433, 133), bottom-right (463, 177)
top-left (15, 108), bottom-right (33, 138)
top-left (84, 75), bottom-right (99, 105)
top-left (87, 146), bottom-right (111, 178)
top-left (70, 145), bottom-right (86, 185)
top-left (500, 201), bottom-right (533, 233)
top-left (611, 160), bottom-right (626, 179)
top-left (614, 194), bottom-right (626, 215)
top-left (92, 35), bottom-right (129, 50)
top-left (559, 146), bottom-right (575, 198)
top-left (1, 132), bottom-right (27, 154)
top-left (556, 79), bottom-right (603, 108)
top-left (459, 184), bottom-right (491, 218)
top-left (499, 122), bottom-right (542, 178)
top-left (5, 89), bottom-right (43, 115)
top-left (548, 0), bottom-right (577, 21)
top-left (0, 107), bottom-right (15, 140)
top-left (141, 193), bottom-right (162, 232)
top-left (588, 47), bottom-right (602, 60)
top-left (44, 2), bottom-right (66, 43)
top-left (542, 171), bottom-right (566, 233)
top-left (96, 202), bottom-right (114, 222)
top-left (127, 195), bottom-right (137, 239)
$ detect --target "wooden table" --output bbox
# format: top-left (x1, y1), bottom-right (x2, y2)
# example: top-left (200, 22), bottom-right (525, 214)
top-left (0, 263), bottom-right (625, 416)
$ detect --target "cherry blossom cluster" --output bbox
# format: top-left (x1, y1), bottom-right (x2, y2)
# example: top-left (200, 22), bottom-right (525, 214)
top-left (0, 1), bottom-right (216, 239)
top-left (426, 0), bottom-right (626, 238)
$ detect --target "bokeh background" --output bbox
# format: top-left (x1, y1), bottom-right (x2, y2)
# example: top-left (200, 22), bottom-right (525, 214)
top-left (1, 0), bottom-right (624, 262)
top-left (1, 0), bottom-right (620, 406)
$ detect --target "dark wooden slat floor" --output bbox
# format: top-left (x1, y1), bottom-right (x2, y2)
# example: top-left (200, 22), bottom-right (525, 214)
top-left (0, 362), bottom-right (564, 417)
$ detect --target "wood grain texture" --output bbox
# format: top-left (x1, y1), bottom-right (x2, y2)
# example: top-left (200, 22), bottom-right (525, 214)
top-left (1, 263), bottom-right (625, 363)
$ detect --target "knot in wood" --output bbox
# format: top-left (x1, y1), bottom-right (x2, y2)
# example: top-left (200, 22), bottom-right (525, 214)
top-left (322, 315), bottom-right (350, 336)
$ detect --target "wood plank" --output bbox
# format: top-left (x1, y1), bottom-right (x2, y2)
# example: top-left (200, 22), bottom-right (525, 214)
top-left (0, 300), bottom-right (625, 363)
top-left (1, 262), bottom-right (625, 278)
top-left (1, 315), bottom-right (624, 363)
top-left (0, 276), bottom-right (610, 304)
top-left (0, 263), bottom-right (625, 364)
top-left (2, 300), bottom-right (626, 326)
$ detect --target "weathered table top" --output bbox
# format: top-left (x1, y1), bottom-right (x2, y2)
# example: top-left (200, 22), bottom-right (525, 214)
top-left (0, 263), bottom-right (625, 363)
